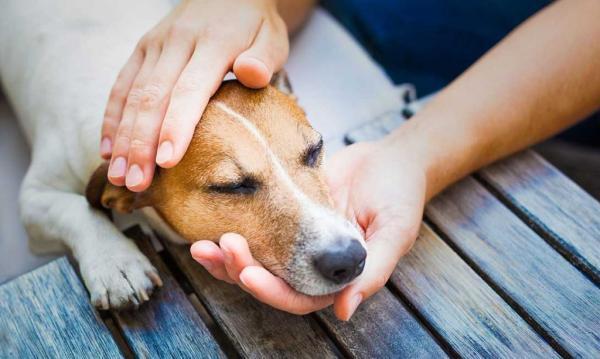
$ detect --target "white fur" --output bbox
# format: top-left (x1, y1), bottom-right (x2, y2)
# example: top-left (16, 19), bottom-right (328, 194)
top-left (214, 101), bottom-right (364, 295)
top-left (0, 0), bottom-right (364, 305)
top-left (0, 0), bottom-right (172, 309)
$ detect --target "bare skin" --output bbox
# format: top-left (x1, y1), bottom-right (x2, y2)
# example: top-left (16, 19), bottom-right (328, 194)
top-left (101, 0), bottom-right (315, 192)
top-left (190, 0), bottom-right (600, 320)
top-left (101, 0), bottom-right (599, 320)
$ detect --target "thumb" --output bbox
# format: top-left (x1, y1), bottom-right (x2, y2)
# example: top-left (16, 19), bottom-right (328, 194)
top-left (333, 221), bottom-right (419, 321)
top-left (234, 18), bottom-right (288, 88)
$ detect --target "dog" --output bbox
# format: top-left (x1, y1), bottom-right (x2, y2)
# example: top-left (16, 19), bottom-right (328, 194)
top-left (0, 0), bottom-right (366, 310)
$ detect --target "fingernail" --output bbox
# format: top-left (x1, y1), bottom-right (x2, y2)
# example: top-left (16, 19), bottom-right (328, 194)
top-left (108, 157), bottom-right (127, 178)
top-left (195, 258), bottom-right (213, 271)
top-left (156, 141), bottom-right (173, 165)
top-left (346, 294), bottom-right (362, 321)
top-left (126, 164), bottom-right (144, 187)
top-left (100, 137), bottom-right (112, 155)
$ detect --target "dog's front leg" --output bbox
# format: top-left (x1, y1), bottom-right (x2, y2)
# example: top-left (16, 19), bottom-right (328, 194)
top-left (20, 177), bottom-right (162, 310)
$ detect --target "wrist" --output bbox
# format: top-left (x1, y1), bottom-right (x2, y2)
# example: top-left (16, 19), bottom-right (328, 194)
top-left (376, 111), bottom-right (479, 202)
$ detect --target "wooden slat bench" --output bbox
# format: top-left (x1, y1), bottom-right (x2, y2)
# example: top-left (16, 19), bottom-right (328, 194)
top-left (1, 112), bottom-right (598, 357)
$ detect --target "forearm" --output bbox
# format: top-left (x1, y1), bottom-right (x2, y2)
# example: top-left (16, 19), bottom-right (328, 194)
top-left (384, 0), bottom-right (600, 200)
top-left (277, 0), bottom-right (316, 33)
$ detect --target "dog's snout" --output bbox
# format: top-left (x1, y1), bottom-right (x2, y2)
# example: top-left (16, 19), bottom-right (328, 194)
top-left (314, 239), bottom-right (366, 285)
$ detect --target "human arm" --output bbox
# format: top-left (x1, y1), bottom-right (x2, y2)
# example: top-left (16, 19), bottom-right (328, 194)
top-left (192, 0), bottom-right (600, 320)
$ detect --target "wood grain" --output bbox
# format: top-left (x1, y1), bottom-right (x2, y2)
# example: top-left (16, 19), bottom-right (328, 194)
top-left (391, 225), bottom-right (559, 358)
top-left (0, 258), bottom-right (123, 358)
top-left (317, 288), bottom-right (447, 358)
top-left (479, 151), bottom-right (600, 283)
top-left (113, 227), bottom-right (225, 358)
top-left (427, 177), bottom-right (600, 357)
top-left (163, 239), bottom-right (339, 359)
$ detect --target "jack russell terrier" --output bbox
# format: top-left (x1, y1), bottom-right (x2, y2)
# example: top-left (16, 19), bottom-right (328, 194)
top-left (0, 0), bottom-right (366, 309)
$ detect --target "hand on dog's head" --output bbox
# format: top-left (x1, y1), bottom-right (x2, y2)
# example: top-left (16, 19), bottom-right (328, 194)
top-left (86, 73), bottom-right (365, 296)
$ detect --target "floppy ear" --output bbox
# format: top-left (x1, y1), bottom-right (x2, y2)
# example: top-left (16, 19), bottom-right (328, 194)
top-left (270, 69), bottom-right (293, 96)
top-left (85, 162), bottom-right (150, 214)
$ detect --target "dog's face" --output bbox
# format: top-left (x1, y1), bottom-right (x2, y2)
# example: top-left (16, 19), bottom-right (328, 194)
top-left (87, 79), bottom-right (366, 296)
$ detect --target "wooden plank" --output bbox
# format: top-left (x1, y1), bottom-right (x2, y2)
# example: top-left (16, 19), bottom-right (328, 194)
top-left (427, 177), bottom-right (600, 357)
top-left (163, 239), bottom-right (339, 359)
top-left (479, 151), bottom-right (600, 283)
top-left (317, 288), bottom-right (448, 358)
top-left (114, 227), bottom-right (225, 358)
top-left (391, 225), bottom-right (559, 358)
top-left (0, 258), bottom-right (123, 358)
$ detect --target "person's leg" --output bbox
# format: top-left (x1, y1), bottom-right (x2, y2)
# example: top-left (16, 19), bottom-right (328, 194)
top-left (321, 0), bottom-right (549, 94)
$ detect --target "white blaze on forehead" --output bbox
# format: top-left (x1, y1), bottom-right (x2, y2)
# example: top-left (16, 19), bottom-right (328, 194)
top-left (213, 100), bottom-right (303, 199)
top-left (213, 100), bottom-right (364, 248)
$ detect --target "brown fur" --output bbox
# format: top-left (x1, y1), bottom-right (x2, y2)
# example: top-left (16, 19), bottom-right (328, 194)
top-left (86, 80), bottom-right (330, 275)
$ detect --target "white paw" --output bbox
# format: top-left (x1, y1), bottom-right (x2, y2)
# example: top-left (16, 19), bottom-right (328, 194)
top-left (78, 240), bottom-right (163, 310)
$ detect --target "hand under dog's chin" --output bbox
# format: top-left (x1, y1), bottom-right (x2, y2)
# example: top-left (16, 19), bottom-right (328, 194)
top-left (282, 270), bottom-right (355, 296)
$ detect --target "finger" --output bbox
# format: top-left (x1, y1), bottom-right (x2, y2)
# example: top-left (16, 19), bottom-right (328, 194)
top-left (190, 240), bottom-right (235, 284)
top-left (333, 221), bottom-right (417, 321)
top-left (219, 233), bottom-right (261, 283)
top-left (125, 40), bottom-right (194, 191)
top-left (239, 266), bottom-right (333, 315)
top-left (108, 48), bottom-right (160, 186)
top-left (156, 45), bottom-right (230, 168)
top-left (101, 49), bottom-right (144, 159)
top-left (234, 18), bottom-right (289, 89)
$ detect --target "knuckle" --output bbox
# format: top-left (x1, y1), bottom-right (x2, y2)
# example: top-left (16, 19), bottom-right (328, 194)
top-left (114, 128), bottom-right (132, 143)
top-left (167, 23), bottom-right (194, 40)
top-left (126, 87), bottom-right (144, 106)
top-left (140, 31), bottom-right (158, 47)
top-left (173, 76), bottom-right (202, 95)
top-left (138, 84), bottom-right (164, 111)
top-left (129, 138), bottom-right (153, 154)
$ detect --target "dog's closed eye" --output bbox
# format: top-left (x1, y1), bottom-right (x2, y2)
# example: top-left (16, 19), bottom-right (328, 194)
top-left (303, 137), bottom-right (323, 168)
top-left (209, 177), bottom-right (259, 195)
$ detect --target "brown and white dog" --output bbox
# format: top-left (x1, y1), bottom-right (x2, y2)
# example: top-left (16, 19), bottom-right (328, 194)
top-left (0, 0), bottom-right (365, 309)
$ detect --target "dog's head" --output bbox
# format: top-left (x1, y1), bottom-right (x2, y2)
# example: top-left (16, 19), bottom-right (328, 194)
top-left (87, 74), bottom-right (366, 296)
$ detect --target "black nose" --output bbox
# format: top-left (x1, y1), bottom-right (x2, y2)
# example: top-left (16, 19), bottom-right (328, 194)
top-left (314, 239), bottom-right (367, 284)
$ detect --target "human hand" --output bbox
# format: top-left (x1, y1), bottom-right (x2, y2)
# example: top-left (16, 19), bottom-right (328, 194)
top-left (325, 140), bottom-right (426, 320)
top-left (101, 0), bottom-right (289, 192)
top-left (191, 138), bottom-right (427, 320)
top-left (190, 233), bottom-right (335, 315)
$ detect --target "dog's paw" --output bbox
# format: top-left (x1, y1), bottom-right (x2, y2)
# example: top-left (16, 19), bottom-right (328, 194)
top-left (79, 241), bottom-right (163, 310)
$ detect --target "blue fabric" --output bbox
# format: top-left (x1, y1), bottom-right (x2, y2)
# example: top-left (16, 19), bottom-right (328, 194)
top-left (322, 0), bottom-right (599, 147)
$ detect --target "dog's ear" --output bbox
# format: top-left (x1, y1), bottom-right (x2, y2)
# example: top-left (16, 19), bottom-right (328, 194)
top-left (85, 162), bottom-right (151, 214)
top-left (270, 69), bottom-right (293, 96)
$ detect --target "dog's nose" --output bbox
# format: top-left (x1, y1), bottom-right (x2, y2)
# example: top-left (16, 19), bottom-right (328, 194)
top-left (314, 239), bottom-right (367, 284)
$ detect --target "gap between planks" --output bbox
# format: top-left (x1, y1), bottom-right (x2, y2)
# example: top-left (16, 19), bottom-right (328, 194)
top-left (473, 172), bottom-right (599, 286)
top-left (423, 217), bottom-right (570, 358)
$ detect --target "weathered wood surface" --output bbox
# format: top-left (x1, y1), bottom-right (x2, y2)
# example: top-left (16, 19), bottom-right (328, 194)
top-left (114, 227), bottom-right (225, 358)
top-left (163, 239), bottom-right (339, 359)
top-left (0, 258), bottom-right (122, 358)
top-left (480, 150), bottom-right (600, 283)
top-left (391, 225), bottom-right (558, 358)
top-left (428, 177), bottom-right (600, 357)
top-left (317, 288), bottom-right (447, 358)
